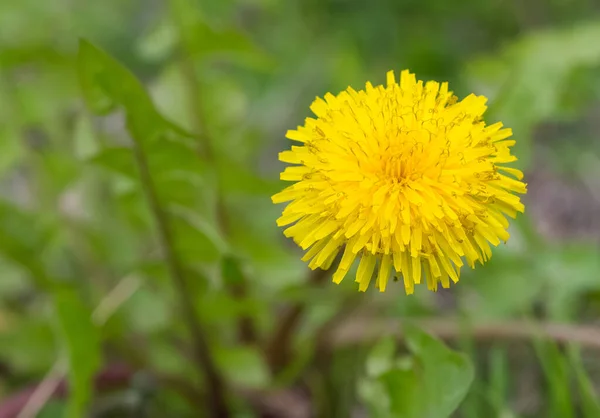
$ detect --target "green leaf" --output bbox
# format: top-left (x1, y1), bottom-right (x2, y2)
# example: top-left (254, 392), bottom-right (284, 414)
top-left (214, 346), bottom-right (269, 389)
top-left (366, 336), bottom-right (396, 377)
top-left (147, 337), bottom-right (192, 377)
top-left (466, 254), bottom-right (542, 319)
top-left (153, 174), bottom-right (206, 210)
top-left (0, 257), bottom-right (29, 296)
top-left (0, 317), bottom-right (56, 375)
top-left (221, 255), bottom-right (246, 286)
top-left (381, 367), bottom-right (420, 418)
top-left (360, 328), bottom-right (474, 418)
top-left (78, 39), bottom-right (148, 116)
top-left (540, 245), bottom-right (600, 321)
top-left (77, 39), bottom-right (191, 142)
top-left (358, 378), bottom-right (392, 418)
top-left (533, 339), bottom-right (574, 418)
top-left (169, 210), bottom-right (221, 262)
top-left (567, 346), bottom-right (600, 418)
top-left (78, 39), bottom-right (223, 267)
top-left (88, 146), bottom-right (136, 179)
top-left (124, 287), bottom-right (171, 333)
top-left (218, 159), bottom-right (282, 196)
top-left (38, 151), bottom-right (82, 193)
top-left (73, 113), bottom-right (99, 160)
top-left (197, 291), bottom-right (264, 326)
top-left (319, 346), bottom-right (366, 418)
top-left (54, 289), bottom-right (102, 418)
top-left (487, 346), bottom-right (510, 415)
top-left (136, 18), bottom-right (177, 63)
top-left (0, 125), bottom-right (23, 175)
top-left (38, 400), bottom-right (67, 418)
top-left (170, 0), bottom-right (271, 68)
top-left (0, 200), bottom-right (55, 282)
top-left (467, 20), bottom-right (600, 167)
top-left (404, 326), bottom-right (475, 418)
top-left (146, 138), bottom-right (205, 177)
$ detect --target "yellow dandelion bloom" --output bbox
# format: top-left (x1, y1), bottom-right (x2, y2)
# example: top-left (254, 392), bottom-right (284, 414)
top-left (272, 70), bottom-right (527, 294)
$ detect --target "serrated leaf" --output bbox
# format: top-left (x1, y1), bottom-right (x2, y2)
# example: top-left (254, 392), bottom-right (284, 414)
top-left (78, 39), bottom-right (222, 266)
top-left (77, 39), bottom-right (191, 142)
top-left (54, 289), bottom-right (101, 418)
top-left (78, 39), bottom-right (150, 116)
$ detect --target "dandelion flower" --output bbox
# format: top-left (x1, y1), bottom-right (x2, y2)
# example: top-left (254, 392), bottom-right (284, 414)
top-left (272, 70), bottom-right (526, 294)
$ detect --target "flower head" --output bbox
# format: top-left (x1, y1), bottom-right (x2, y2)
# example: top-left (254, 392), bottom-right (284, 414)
top-left (272, 70), bottom-right (526, 294)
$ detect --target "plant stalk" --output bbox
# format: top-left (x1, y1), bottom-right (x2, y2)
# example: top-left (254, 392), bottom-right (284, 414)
top-left (132, 141), bottom-right (230, 418)
top-left (170, 4), bottom-right (258, 345)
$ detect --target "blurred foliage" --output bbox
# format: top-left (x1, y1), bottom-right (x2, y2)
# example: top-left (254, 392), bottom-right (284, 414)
top-left (0, 0), bottom-right (599, 417)
top-left (360, 329), bottom-right (474, 418)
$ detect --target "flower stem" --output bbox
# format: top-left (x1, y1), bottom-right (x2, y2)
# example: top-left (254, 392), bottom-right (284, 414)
top-left (170, 0), bottom-right (257, 345)
top-left (132, 141), bottom-right (230, 418)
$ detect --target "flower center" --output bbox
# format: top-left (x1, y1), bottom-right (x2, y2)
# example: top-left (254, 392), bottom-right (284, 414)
top-left (375, 143), bottom-right (425, 184)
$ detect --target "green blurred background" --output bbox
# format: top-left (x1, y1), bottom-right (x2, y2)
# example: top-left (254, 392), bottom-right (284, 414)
top-left (0, 0), bottom-right (600, 417)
